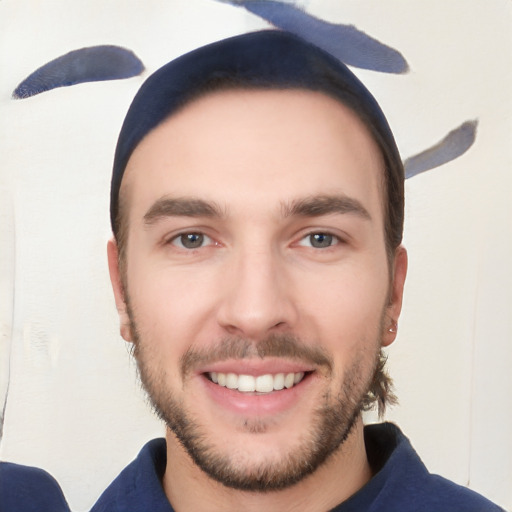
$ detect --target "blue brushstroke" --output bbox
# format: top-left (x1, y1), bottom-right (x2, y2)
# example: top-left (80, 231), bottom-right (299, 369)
top-left (404, 121), bottom-right (478, 179)
top-left (13, 46), bottom-right (144, 99)
top-left (216, 0), bottom-right (408, 73)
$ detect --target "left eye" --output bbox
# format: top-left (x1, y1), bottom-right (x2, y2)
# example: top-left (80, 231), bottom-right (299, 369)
top-left (171, 233), bottom-right (212, 249)
top-left (298, 233), bottom-right (339, 249)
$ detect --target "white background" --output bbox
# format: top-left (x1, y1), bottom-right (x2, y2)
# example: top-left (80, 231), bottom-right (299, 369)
top-left (0, 1), bottom-right (510, 510)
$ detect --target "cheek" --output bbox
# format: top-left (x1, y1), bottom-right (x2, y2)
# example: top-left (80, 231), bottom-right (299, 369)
top-left (297, 261), bottom-right (389, 327)
top-left (294, 263), bottom-right (388, 380)
top-left (127, 261), bottom-right (220, 347)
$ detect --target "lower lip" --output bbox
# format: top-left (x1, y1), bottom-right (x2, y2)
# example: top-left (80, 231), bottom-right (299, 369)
top-left (201, 373), bottom-right (314, 417)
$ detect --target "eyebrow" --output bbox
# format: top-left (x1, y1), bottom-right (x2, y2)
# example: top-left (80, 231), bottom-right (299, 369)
top-left (144, 197), bottom-right (224, 225)
top-left (143, 194), bottom-right (371, 226)
top-left (282, 195), bottom-right (371, 220)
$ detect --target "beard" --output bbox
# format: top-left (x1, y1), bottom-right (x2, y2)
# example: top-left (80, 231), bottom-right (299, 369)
top-left (128, 307), bottom-right (384, 492)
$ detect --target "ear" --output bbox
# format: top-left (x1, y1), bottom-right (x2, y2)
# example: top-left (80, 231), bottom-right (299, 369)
top-left (382, 245), bottom-right (408, 347)
top-left (107, 238), bottom-right (133, 342)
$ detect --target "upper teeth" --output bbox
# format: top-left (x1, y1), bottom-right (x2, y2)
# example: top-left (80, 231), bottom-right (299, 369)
top-left (209, 372), bottom-right (305, 393)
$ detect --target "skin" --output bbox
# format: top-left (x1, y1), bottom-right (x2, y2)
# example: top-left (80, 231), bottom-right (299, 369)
top-left (108, 89), bottom-right (407, 512)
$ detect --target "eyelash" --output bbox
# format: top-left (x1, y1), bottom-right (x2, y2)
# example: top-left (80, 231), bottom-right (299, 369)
top-left (168, 232), bottom-right (215, 250)
top-left (297, 232), bottom-right (342, 249)
top-left (166, 230), bottom-right (343, 251)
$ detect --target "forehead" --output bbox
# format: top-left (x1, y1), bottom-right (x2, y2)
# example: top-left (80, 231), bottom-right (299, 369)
top-left (121, 88), bottom-right (384, 219)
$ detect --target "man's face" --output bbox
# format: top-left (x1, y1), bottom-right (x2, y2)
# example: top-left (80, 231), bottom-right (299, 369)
top-left (109, 89), bottom-right (406, 490)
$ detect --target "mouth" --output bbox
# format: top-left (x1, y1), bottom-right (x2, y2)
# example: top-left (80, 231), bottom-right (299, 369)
top-left (206, 371), bottom-right (308, 393)
top-left (199, 363), bottom-right (316, 416)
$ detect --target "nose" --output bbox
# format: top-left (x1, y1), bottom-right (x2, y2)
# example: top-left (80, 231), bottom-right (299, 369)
top-left (217, 245), bottom-right (298, 339)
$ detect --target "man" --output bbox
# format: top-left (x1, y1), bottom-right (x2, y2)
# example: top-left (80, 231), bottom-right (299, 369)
top-left (92, 31), bottom-right (502, 511)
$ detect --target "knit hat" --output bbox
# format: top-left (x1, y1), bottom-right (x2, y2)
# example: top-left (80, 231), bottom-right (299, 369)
top-left (110, 30), bottom-right (403, 237)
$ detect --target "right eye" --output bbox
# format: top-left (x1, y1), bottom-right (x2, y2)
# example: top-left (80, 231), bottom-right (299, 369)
top-left (170, 232), bottom-right (212, 249)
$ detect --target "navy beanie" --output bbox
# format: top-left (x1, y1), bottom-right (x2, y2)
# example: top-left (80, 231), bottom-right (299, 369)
top-left (110, 30), bottom-right (403, 238)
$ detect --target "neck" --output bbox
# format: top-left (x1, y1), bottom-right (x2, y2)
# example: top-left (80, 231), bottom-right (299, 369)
top-left (162, 417), bottom-right (372, 512)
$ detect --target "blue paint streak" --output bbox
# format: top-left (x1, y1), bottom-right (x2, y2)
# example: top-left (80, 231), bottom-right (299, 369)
top-left (13, 46), bottom-right (144, 99)
top-left (404, 121), bottom-right (478, 179)
top-left (218, 0), bottom-right (408, 73)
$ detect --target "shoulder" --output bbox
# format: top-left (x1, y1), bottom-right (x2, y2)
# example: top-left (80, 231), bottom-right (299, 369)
top-left (361, 423), bottom-right (504, 512)
top-left (416, 473), bottom-right (505, 512)
top-left (91, 438), bottom-right (172, 512)
top-left (0, 461), bottom-right (70, 512)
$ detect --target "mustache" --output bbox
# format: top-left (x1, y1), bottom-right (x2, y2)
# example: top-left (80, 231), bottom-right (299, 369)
top-left (180, 333), bottom-right (334, 379)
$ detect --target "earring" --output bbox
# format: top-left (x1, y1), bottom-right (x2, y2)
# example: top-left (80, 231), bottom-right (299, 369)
top-left (388, 321), bottom-right (398, 334)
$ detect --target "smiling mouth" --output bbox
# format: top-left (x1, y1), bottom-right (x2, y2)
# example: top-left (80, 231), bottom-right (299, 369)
top-left (206, 371), bottom-right (307, 393)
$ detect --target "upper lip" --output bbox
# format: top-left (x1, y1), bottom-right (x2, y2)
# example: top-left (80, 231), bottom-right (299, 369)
top-left (197, 358), bottom-right (315, 377)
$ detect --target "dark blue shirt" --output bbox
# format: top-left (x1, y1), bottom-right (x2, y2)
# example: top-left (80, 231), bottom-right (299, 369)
top-left (0, 462), bottom-right (70, 512)
top-left (91, 423), bottom-right (504, 512)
